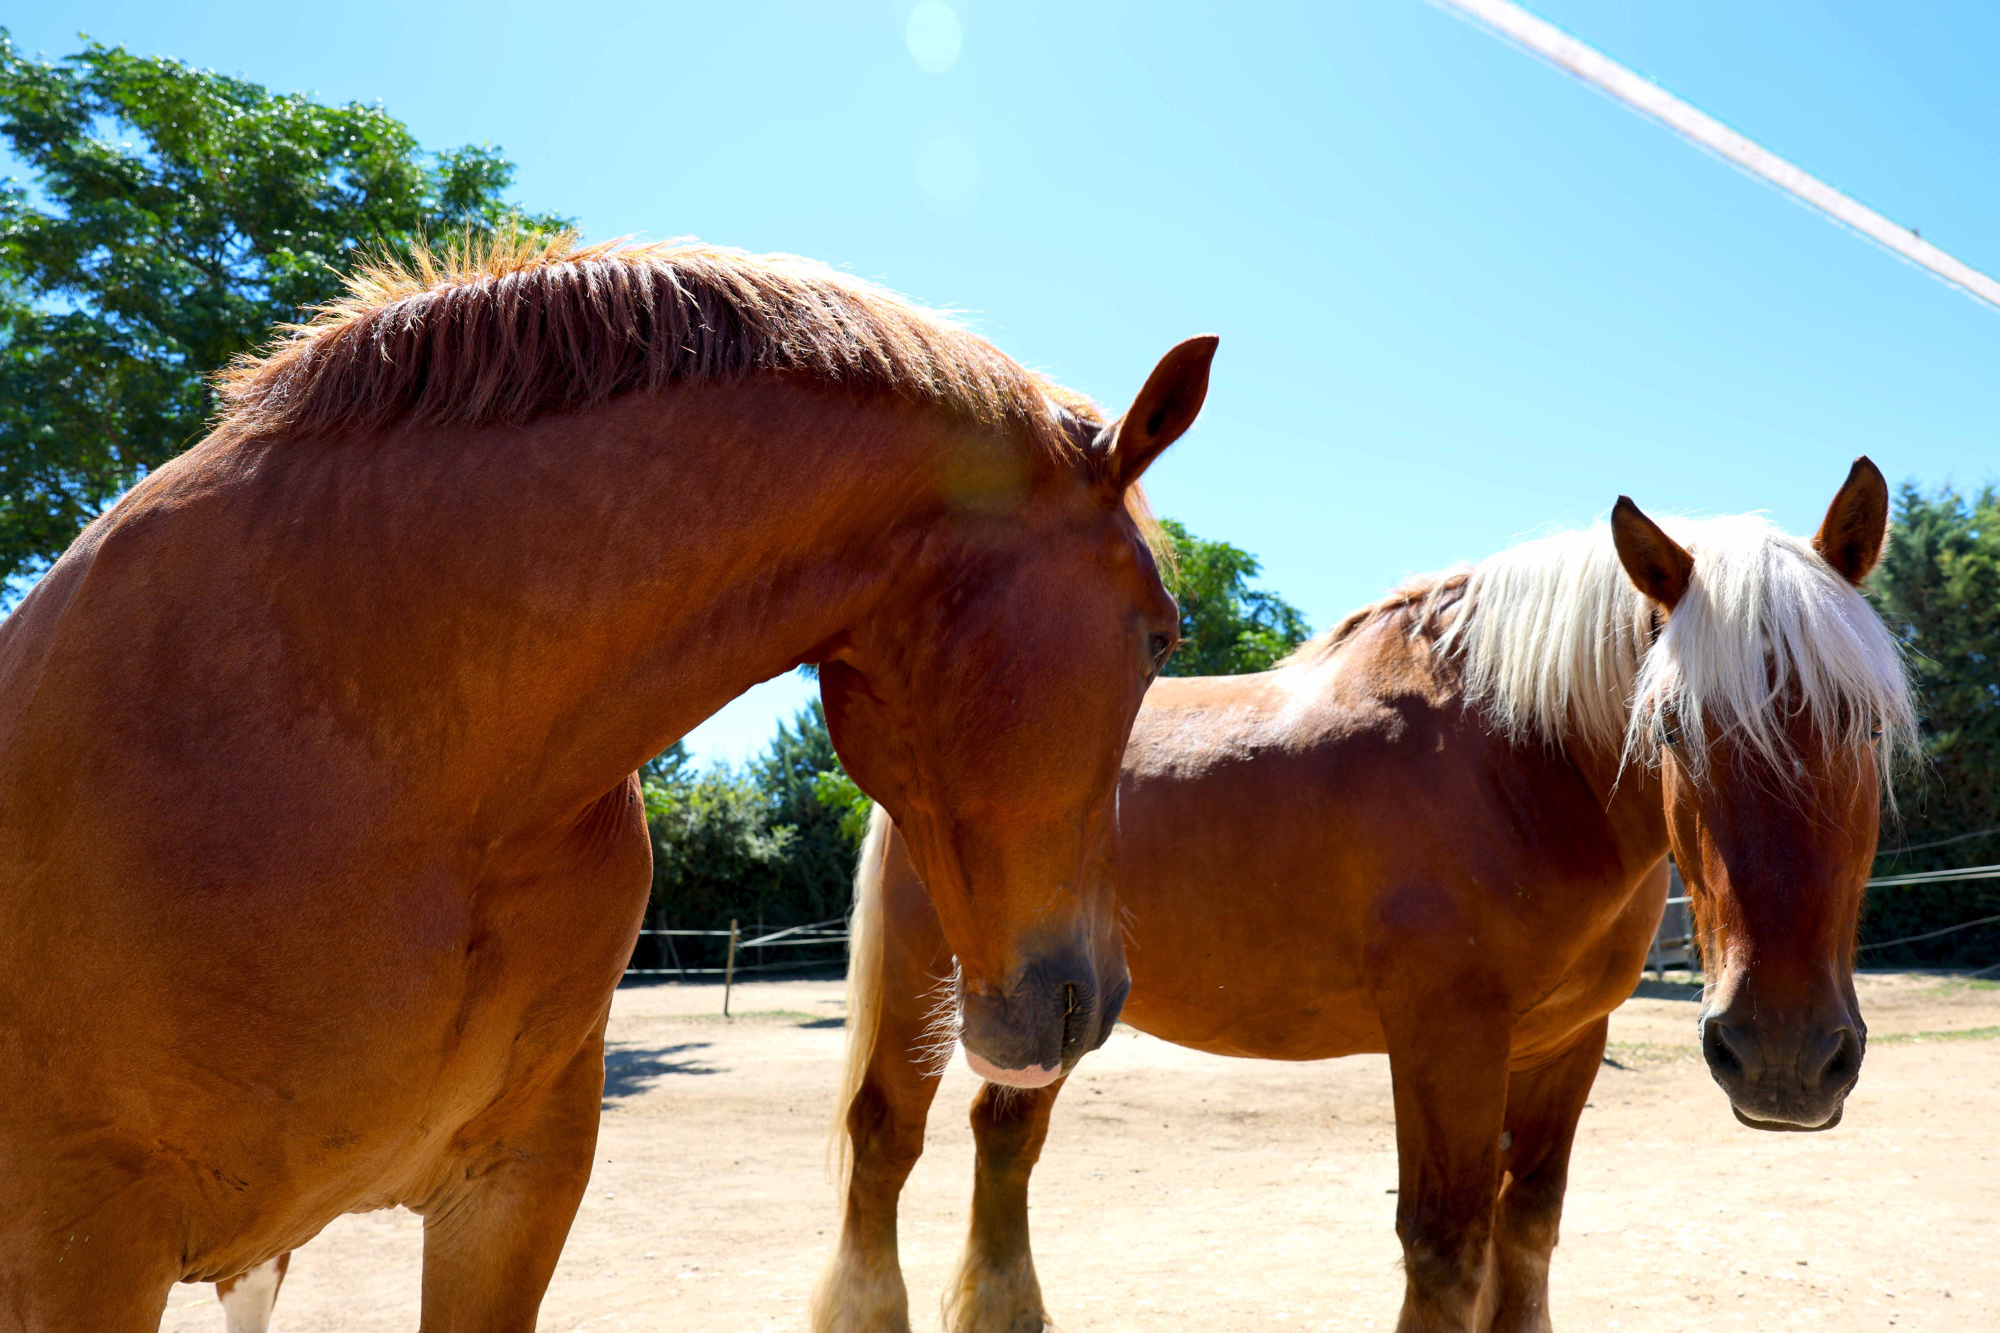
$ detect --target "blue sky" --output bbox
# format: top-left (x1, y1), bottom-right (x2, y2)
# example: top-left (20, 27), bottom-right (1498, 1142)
top-left (9, 1), bottom-right (1996, 765)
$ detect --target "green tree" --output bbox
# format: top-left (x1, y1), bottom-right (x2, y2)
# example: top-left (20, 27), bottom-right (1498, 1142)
top-left (750, 700), bottom-right (865, 921)
top-left (641, 741), bottom-right (692, 789)
top-left (813, 768), bottom-right (873, 844)
top-left (641, 764), bottom-right (797, 937)
top-left (1158, 518), bottom-right (1311, 676)
top-left (0, 29), bottom-right (565, 588)
top-left (1867, 482), bottom-right (2000, 965)
top-left (636, 706), bottom-right (863, 951)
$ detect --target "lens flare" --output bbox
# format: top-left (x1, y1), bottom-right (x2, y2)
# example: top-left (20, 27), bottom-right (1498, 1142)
top-left (905, 1), bottom-right (963, 74)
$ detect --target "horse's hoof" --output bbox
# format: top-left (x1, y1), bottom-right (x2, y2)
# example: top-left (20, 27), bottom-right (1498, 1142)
top-left (807, 1253), bottom-right (915, 1333)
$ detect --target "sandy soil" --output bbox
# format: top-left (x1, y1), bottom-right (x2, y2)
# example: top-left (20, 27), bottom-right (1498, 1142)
top-left (160, 972), bottom-right (2000, 1332)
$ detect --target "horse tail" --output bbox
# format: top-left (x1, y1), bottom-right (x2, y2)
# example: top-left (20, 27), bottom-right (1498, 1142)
top-left (829, 802), bottom-right (894, 1188)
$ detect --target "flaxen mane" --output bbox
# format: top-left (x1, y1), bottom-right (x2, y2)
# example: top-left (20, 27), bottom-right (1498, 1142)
top-left (214, 234), bottom-right (1100, 458)
top-left (1286, 515), bottom-right (1916, 787)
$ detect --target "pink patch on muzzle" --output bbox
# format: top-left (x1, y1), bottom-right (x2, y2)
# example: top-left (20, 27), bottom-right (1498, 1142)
top-left (964, 1048), bottom-right (1063, 1089)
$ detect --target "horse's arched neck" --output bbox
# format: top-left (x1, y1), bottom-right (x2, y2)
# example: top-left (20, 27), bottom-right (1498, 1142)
top-left (225, 380), bottom-right (1015, 835)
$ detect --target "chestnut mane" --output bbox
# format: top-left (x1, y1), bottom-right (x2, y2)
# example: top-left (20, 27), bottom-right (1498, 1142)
top-left (214, 235), bottom-right (1100, 458)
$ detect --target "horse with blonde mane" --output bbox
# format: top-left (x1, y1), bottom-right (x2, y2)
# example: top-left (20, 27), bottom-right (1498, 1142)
top-left (816, 461), bottom-right (1913, 1333)
top-left (0, 236), bottom-right (1213, 1326)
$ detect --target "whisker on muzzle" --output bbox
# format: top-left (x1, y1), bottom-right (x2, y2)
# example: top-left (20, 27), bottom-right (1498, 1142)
top-left (915, 961), bottom-right (963, 1079)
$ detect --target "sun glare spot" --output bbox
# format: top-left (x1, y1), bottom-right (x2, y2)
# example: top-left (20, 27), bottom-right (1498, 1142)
top-left (905, 1), bottom-right (964, 74)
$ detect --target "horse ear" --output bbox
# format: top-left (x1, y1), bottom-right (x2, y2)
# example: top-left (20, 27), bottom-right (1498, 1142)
top-left (1611, 496), bottom-right (1695, 610)
top-left (1100, 335), bottom-right (1218, 490)
top-left (1813, 456), bottom-right (1890, 586)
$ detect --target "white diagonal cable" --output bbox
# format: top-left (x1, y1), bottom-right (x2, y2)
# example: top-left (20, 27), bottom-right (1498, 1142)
top-left (1432, 0), bottom-right (2000, 313)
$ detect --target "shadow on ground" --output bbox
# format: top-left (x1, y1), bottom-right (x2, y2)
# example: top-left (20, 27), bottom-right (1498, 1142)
top-left (1630, 977), bottom-right (1704, 1002)
top-left (603, 1041), bottom-right (716, 1103)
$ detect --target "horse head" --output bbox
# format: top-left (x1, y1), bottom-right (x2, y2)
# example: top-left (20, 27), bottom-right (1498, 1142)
top-left (819, 337), bottom-right (1215, 1087)
top-left (1612, 458), bottom-right (1910, 1130)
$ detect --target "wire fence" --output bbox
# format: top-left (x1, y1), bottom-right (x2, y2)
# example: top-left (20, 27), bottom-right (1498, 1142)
top-left (1861, 864), bottom-right (2000, 890)
top-left (623, 916), bottom-right (849, 980)
top-left (625, 861), bottom-right (2000, 989)
top-left (1876, 825), bottom-right (2000, 858)
top-left (1857, 862), bottom-right (1997, 955)
top-left (1650, 861), bottom-right (2000, 974)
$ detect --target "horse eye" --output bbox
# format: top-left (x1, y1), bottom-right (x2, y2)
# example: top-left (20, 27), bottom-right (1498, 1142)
top-left (1654, 717), bottom-right (1681, 748)
top-left (1148, 632), bottom-right (1174, 671)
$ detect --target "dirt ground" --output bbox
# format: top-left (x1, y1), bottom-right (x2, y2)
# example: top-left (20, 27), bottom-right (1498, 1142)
top-left (160, 971), bottom-right (2000, 1332)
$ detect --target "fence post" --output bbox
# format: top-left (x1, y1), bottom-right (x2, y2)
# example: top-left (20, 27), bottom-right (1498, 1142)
top-left (723, 919), bottom-right (739, 1017)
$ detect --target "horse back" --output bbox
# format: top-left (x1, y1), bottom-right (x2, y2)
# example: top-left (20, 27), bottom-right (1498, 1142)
top-left (1111, 615), bottom-right (1662, 1062)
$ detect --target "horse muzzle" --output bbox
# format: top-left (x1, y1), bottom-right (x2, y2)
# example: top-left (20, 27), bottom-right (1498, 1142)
top-left (1700, 1006), bottom-right (1864, 1132)
top-left (958, 954), bottom-right (1124, 1089)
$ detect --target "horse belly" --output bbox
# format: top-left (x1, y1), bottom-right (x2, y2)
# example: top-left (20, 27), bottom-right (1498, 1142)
top-left (1114, 872), bottom-right (1386, 1059)
top-left (1121, 982), bottom-right (1387, 1061)
top-left (1111, 838), bottom-right (1384, 1061)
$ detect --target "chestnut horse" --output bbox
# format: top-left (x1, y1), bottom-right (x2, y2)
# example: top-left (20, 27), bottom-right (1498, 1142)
top-left (0, 237), bottom-right (1211, 1326)
top-left (815, 461), bottom-right (1914, 1333)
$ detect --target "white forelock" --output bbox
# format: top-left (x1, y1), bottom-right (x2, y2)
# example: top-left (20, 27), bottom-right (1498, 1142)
top-left (1434, 513), bottom-right (1917, 788)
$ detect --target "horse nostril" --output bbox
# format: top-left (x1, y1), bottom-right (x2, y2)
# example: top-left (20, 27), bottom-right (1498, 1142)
top-left (1702, 1018), bottom-right (1748, 1083)
top-left (1812, 1027), bottom-right (1864, 1094)
top-left (1060, 982), bottom-right (1085, 1060)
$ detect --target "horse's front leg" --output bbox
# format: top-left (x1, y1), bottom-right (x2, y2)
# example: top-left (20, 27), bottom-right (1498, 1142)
top-left (216, 1251), bottom-right (291, 1333)
top-left (946, 1078), bottom-right (1067, 1333)
top-left (811, 815), bottom-right (956, 1333)
top-left (414, 1022), bottom-right (606, 1331)
top-left (1483, 1019), bottom-right (1607, 1333)
top-left (1383, 973), bottom-right (1514, 1333)
top-left (811, 1048), bottom-right (945, 1333)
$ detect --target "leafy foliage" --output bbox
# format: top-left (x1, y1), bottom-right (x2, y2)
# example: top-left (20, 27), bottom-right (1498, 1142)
top-left (1158, 518), bottom-right (1311, 676)
top-left (635, 703), bottom-right (871, 971)
top-left (813, 769), bottom-right (874, 844)
top-left (640, 740), bottom-right (693, 790)
top-left (1865, 483), bottom-right (2000, 966)
top-left (641, 766), bottom-right (796, 935)
top-left (748, 700), bottom-right (866, 924)
top-left (0, 29), bottom-right (565, 587)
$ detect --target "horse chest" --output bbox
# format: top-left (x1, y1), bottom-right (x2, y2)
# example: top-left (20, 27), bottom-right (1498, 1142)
top-left (322, 837), bottom-right (652, 1159)
top-left (447, 857), bottom-right (649, 1034)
